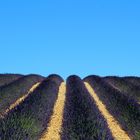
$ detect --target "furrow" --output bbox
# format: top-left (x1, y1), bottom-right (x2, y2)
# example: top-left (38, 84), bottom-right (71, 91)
top-left (85, 82), bottom-right (131, 140)
top-left (0, 74), bottom-right (44, 114)
top-left (61, 75), bottom-right (114, 140)
top-left (84, 75), bottom-right (140, 139)
top-left (0, 74), bottom-right (63, 140)
top-left (40, 82), bottom-right (66, 140)
top-left (0, 82), bottom-right (40, 118)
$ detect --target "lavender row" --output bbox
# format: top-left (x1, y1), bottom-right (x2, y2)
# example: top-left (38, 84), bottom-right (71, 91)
top-left (123, 76), bottom-right (140, 87)
top-left (84, 75), bottom-right (140, 140)
top-left (0, 74), bottom-right (23, 87)
top-left (0, 74), bottom-right (44, 114)
top-left (0, 74), bottom-right (63, 140)
top-left (103, 76), bottom-right (140, 102)
top-left (61, 75), bottom-right (113, 140)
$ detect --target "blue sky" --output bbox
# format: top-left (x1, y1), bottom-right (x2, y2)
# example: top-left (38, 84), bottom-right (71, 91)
top-left (0, 0), bottom-right (140, 79)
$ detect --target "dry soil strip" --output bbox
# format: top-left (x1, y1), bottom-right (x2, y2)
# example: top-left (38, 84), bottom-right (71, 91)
top-left (40, 82), bottom-right (66, 140)
top-left (85, 82), bottom-right (131, 140)
top-left (0, 82), bottom-right (40, 118)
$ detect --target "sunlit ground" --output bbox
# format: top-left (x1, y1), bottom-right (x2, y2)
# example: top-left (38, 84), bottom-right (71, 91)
top-left (40, 82), bottom-right (66, 140)
top-left (0, 82), bottom-right (40, 118)
top-left (85, 82), bottom-right (131, 140)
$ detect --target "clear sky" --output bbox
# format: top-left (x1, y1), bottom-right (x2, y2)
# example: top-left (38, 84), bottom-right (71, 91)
top-left (0, 0), bottom-right (140, 79)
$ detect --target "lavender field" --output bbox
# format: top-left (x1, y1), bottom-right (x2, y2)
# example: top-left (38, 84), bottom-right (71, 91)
top-left (0, 74), bottom-right (139, 140)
